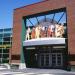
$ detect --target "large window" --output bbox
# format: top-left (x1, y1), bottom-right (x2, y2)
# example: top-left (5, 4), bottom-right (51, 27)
top-left (0, 28), bottom-right (12, 63)
top-left (24, 8), bottom-right (67, 41)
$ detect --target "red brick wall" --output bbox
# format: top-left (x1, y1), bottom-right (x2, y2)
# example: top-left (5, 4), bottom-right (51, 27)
top-left (11, 0), bottom-right (75, 65)
top-left (67, 0), bottom-right (75, 54)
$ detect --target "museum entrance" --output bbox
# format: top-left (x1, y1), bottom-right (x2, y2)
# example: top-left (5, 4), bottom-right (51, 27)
top-left (23, 8), bottom-right (67, 69)
top-left (24, 45), bottom-right (67, 69)
top-left (39, 53), bottom-right (63, 68)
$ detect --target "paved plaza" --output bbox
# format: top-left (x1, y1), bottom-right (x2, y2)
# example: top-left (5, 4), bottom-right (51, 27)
top-left (0, 68), bottom-right (75, 75)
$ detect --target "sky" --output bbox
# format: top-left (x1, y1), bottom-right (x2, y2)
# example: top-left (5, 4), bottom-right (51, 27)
top-left (26, 12), bottom-right (66, 27)
top-left (0, 0), bottom-right (42, 29)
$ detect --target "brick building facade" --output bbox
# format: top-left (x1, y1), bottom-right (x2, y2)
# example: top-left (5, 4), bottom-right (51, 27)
top-left (11, 0), bottom-right (75, 70)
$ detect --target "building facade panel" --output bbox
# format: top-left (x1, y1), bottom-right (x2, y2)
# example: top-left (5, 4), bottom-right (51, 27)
top-left (67, 1), bottom-right (75, 54)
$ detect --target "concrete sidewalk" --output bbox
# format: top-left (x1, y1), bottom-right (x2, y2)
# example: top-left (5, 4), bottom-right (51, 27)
top-left (0, 68), bottom-right (75, 75)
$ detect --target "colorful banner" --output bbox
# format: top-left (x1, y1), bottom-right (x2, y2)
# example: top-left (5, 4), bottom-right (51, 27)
top-left (25, 24), bottom-right (66, 40)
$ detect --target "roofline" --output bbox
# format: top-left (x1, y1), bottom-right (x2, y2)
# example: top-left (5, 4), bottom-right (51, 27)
top-left (14, 0), bottom-right (49, 10)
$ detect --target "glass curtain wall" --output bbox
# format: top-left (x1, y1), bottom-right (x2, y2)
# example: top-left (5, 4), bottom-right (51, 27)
top-left (0, 28), bottom-right (12, 63)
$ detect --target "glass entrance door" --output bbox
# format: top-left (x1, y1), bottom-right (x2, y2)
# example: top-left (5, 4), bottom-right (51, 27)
top-left (39, 53), bottom-right (52, 68)
top-left (52, 53), bottom-right (63, 67)
top-left (39, 53), bottom-right (63, 68)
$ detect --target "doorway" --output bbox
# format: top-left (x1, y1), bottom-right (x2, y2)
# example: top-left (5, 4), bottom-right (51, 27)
top-left (39, 53), bottom-right (63, 68)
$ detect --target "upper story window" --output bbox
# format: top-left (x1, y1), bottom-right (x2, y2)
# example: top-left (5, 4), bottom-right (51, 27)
top-left (24, 8), bottom-right (67, 41)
